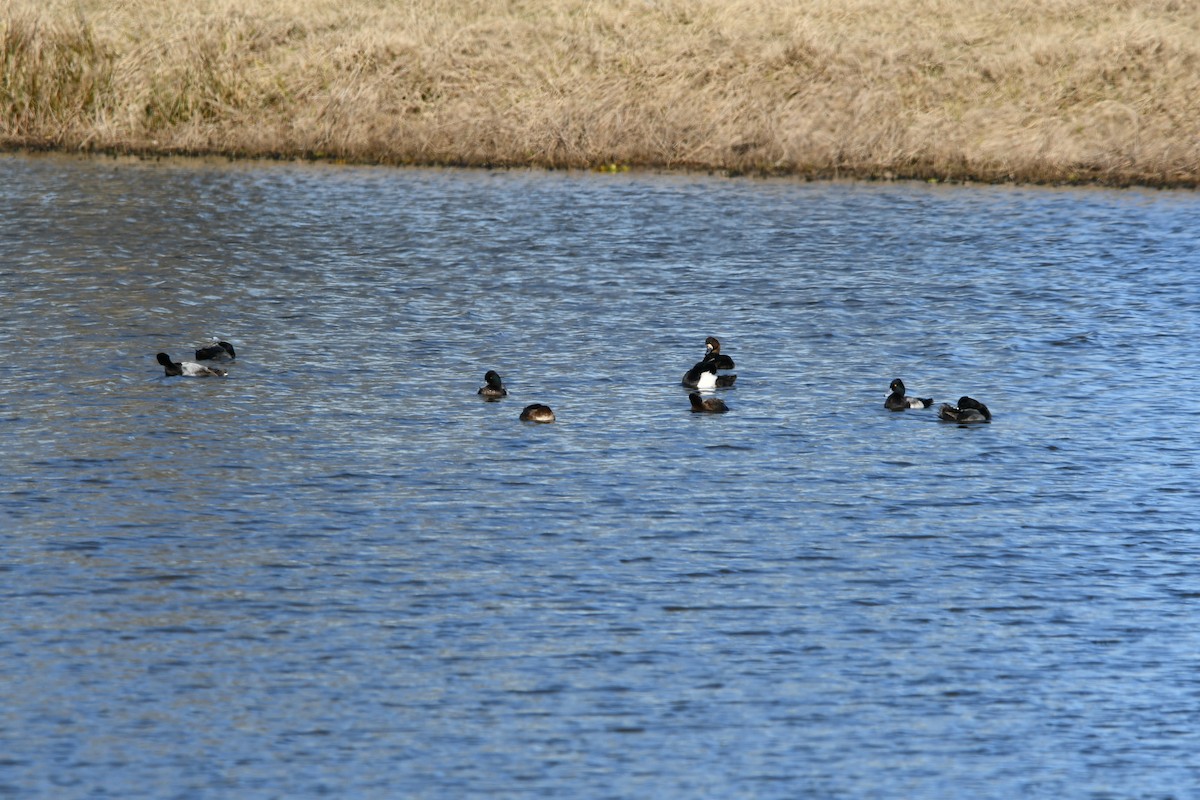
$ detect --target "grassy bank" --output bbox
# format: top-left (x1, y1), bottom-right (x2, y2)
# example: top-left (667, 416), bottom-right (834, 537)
top-left (3, 0), bottom-right (1199, 186)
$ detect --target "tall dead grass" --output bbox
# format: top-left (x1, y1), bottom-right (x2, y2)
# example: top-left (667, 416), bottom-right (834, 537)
top-left (3, 0), bottom-right (1199, 185)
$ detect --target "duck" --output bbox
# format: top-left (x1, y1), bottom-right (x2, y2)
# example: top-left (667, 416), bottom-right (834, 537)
top-left (689, 391), bottom-right (729, 414)
top-left (477, 370), bottom-right (507, 400)
top-left (681, 336), bottom-right (737, 388)
top-left (157, 352), bottom-right (226, 377)
top-left (704, 336), bottom-right (736, 371)
top-left (519, 404), bottom-right (556, 423)
top-left (195, 340), bottom-right (236, 361)
top-left (682, 354), bottom-right (722, 389)
top-left (884, 378), bottom-right (933, 411)
top-left (938, 396), bottom-right (992, 423)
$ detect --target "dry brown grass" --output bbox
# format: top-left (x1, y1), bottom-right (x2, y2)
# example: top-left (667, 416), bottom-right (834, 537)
top-left (4, 0), bottom-right (1199, 185)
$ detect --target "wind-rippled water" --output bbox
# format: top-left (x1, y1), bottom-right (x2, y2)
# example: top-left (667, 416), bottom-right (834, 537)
top-left (2, 153), bottom-right (1199, 798)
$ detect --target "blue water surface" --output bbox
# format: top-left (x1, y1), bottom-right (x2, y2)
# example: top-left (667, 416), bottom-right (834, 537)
top-left (2, 153), bottom-right (1199, 798)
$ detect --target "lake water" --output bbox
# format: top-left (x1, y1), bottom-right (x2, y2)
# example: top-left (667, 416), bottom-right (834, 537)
top-left (2, 153), bottom-right (1199, 798)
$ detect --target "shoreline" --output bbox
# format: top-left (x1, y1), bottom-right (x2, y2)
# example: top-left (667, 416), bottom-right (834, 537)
top-left (6, 145), bottom-right (1196, 193)
top-left (5, 0), bottom-right (1199, 191)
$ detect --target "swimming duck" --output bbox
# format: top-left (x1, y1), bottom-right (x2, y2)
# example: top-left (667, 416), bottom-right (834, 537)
top-left (157, 353), bottom-right (226, 377)
top-left (681, 337), bottom-right (737, 388)
top-left (477, 370), bottom-right (507, 400)
top-left (938, 396), bottom-right (992, 423)
top-left (705, 336), bottom-right (736, 371)
top-left (195, 340), bottom-right (236, 361)
top-left (682, 354), bottom-right (721, 389)
top-left (689, 391), bottom-right (729, 414)
top-left (885, 378), bottom-right (933, 411)
top-left (519, 404), bottom-right (556, 423)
